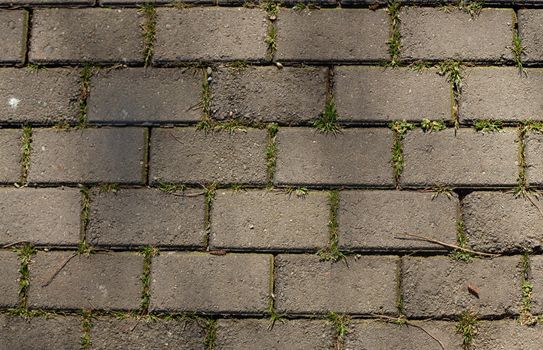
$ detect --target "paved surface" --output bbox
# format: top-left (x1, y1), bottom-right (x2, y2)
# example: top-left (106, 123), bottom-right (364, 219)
top-left (1, 1), bottom-right (543, 349)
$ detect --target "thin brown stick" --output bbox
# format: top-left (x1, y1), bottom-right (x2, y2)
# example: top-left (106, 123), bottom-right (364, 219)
top-left (42, 252), bottom-right (78, 287)
top-left (395, 233), bottom-right (499, 258)
top-left (2, 241), bottom-right (27, 248)
top-left (168, 191), bottom-right (205, 197)
top-left (370, 314), bottom-right (445, 350)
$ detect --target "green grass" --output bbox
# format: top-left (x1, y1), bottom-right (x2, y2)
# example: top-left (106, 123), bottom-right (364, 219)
top-left (262, 0), bottom-right (279, 17)
top-left (451, 220), bottom-right (473, 262)
top-left (266, 123), bottom-right (279, 186)
top-left (431, 186), bottom-right (453, 200)
top-left (520, 252), bottom-right (536, 325)
top-left (512, 31), bottom-right (527, 77)
top-left (293, 2), bottom-right (307, 10)
top-left (473, 119), bottom-right (503, 132)
top-left (460, 1), bottom-right (483, 17)
top-left (26, 63), bottom-right (46, 73)
top-left (386, 1), bottom-right (401, 67)
top-left (15, 243), bottom-right (36, 309)
top-left (265, 24), bottom-right (277, 58)
top-left (140, 246), bottom-right (159, 314)
top-left (204, 318), bottom-right (217, 350)
top-left (78, 65), bottom-right (94, 128)
top-left (439, 60), bottom-right (462, 91)
top-left (314, 98), bottom-right (341, 134)
top-left (285, 187), bottom-right (309, 198)
top-left (158, 182), bottom-right (187, 193)
top-left (81, 309), bottom-right (92, 349)
top-left (98, 183), bottom-right (119, 193)
top-left (456, 310), bottom-right (478, 350)
top-left (390, 120), bottom-right (415, 184)
top-left (20, 126), bottom-right (32, 184)
top-left (326, 312), bottom-right (350, 349)
top-left (318, 190), bottom-right (347, 262)
top-left (139, 3), bottom-right (157, 67)
top-left (421, 118), bottom-right (446, 132)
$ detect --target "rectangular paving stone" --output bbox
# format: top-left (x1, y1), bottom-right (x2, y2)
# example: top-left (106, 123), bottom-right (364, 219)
top-left (0, 10), bottom-right (26, 65)
top-left (0, 68), bottom-right (80, 124)
top-left (529, 256), bottom-right (543, 314)
top-left (154, 8), bottom-right (268, 63)
top-left (275, 254), bottom-right (398, 315)
top-left (30, 8), bottom-right (143, 64)
top-left (28, 128), bottom-right (146, 185)
top-left (473, 321), bottom-right (543, 350)
top-left (29, 251), bottom-right (143, 310)
top-left (400, 8), bottom-right (514, 62)
top-left (150, 252), bottom-right (271, 314)
top-left (275, 128), bottom-right (394, 186)
top-left (0, 251), bottom-right (19, 308)
top-left (150, 128), bottom-right (267, 185)
top-left (1, 0), bottom-right (93, 3)
top-left (338, 190), bottom-right (458, 252)
top-left (0, 187), bottom-right (80, 247)
top-left (0, 128), bottom-right (21, 184)
top-left (334, 66), bottom-right (451, 123)
top-left (211, 66), bottom-right (327, 125)
top-left (88, 68), bottom-right (202, 125)
top-left (402, 256), bottom-right (521, 318)
top-left (210, 189), bottom-right (329, 251)
top-left (526, 132), bottom-right (543, 186)
top-left (401, 129), bottom-right (518, 187)
top-left (87, 188), bottom-right (206, 248)
top-left (519, 10), bottom-right (543, 63)
top-left (216, 319), bottom-right (334, 350)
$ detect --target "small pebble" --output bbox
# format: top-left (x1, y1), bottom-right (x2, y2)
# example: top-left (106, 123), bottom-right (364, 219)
top-left (269, 14), bottom-right (277, 21)
top-left (206, 67), bottom-right (213, 75)
top-left (275, 62), bottom-right (284, 69)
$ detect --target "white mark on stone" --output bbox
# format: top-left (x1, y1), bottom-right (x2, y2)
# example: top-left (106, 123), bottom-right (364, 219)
top-left (8, 97), bottom-right (20, 109)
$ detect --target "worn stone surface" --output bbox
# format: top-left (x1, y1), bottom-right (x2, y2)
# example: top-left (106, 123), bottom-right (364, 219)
top-left (0, 10), bottom-right (26, 65)
top-left (210, 189), bottom-right (329, 251)
top-left (334, 66), bottom-right (451, 122)
top-left (1, 0), bottom-right (93, 3)
top-left (0, 128), bottom-right (21, 184)
top-left (519, 10), bottom-right (543, 63)
top-left (338, 190), bottom-right (458, 252)
top-left (211, 66), bottom-right (327, 125)
top-left (87, 188), bottom-right (206, 248)
top-left (529, 256), bottom-right (543, 314)
top-left (28, 128), bottom-right (146, 184)
top-left (473, 321), bottom-right (543, 350)
top-left (150, 253), bottom-right (271, 313)
top-left (402, 256), bottom-right (521, 318)
top-left (150, 128), bottom-right (267, 185)
top-left (275, 254), bottom-right (398, 314)
top-left (525, 132), bottom-right (543, 186)
top-left (275, 128), bottom-right (394, 186)
top-left (0, 251), bottom-right (19, 308)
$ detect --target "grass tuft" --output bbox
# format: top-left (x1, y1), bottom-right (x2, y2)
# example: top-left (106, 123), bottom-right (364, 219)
top-left (140, 246), bottom-right (159, 314)
top-left (285, 186), bottom-right (309, 198)
top-left (451, 220), bottom-right (473, 262)
top-left (15, 243), bottom-right (36, 309)
top-left (326, 312), bottom-right (350, 350)
top-left (460, 0), bottom-right (483, 17)
top-left (204, 318), bottom-right (217, 350)
top-left (266, 123), bottom-right (279, 186)
top-left (519, 252), bottom-right (537, 325)
top-left (456, 310), bottom-right (478, 350)
top-left (390, 120), bottom-right (415, 185)
top-left (265, 24), bottom-right (277, 58)
top-left (386, 1), bottom-right (401, 66)
top-left (158, 182), bottom-right (187, 193)
top-left (20, 126), bottom-right (32, 184)
top-left (81, 309), bottom-right (92, 349)
top-left (318, 190), bottom-right (347, 262)
top-left (314, 98), bottom-right (341, 134)
top-left (262, 0), bottom-right (279, 17)
top-left (98, 183), bottom-right (119, 193)
top-left (431, 186), bottom-right (453, 200)
top-left (473, 119), bottom-right (503, 133)
top-left (512, 31), bottom-right (527, 77)
top-left (293, 2), bottom-right (307, 10)
top-left (139, 3), bottom-right (157, 67)
top-left (438, 60), bottom-right (462, 127)
top-left (421, 118), bottom-right (447, 132)
top-left (78, 65), bottom-right (95, 128)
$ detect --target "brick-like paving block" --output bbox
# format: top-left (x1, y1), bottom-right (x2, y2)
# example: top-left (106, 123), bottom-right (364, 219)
top-left (216, 319), bottom-right (334, 350)
top-left (0, 187), bottom-right (80, 246)
top-left (275, 254), bottom-right (398, 314)
top-left (400, 8), bottom-right (514, 62)
top-left (402, 256), bottom-right (521, 318)
top-left (0, 128), bottom-right (21, 184)
top-left (401, 129), bottom-right (518, 187)
top-left (519, 10), bottom-right (543, 63)
top-left (211, 66), bottom-right (327, 124)
top-left (29, 251), bottom-right (143, 310)
top-left (276, 9), bottom-right (388, 62)
top-left (87, 188), bottom-right (206, 248)
top-left (154, 8), bottom-right (268, 63)
top-left (0, 68), bottom-right (80, 124)
top-left (473, 321), bottom-right (543, 350)
top-left (150, 252), bottom-right (271, 313)
top-left (0, 315), bottom-right (81, 350)
top-left (275, 128), bottom-right (394, 186)
top-left (525, 132), bottom-right (543, 186)
top-left (0, 10), bottom-right (26, 65)
top-left (210, 189), bottom-right (329, 251)
top-left (529, 256), bottom-right (543, 314)
top-left (30, 8), bottom-right (143, 64)
top-left (0, 251), bottom-right (19, 308)
top-left (150, 128), bottom-right (267, 185)
top-left (338, 190), bottom-right (458, 252)
top-left (90, 317), bottom-right (205, 350)
top-left (334, 67), bottom-right (451, 123)
top-left (28, 128), bottom-right (146, 184)
top-left (88, 68), bottom-right (202, 124)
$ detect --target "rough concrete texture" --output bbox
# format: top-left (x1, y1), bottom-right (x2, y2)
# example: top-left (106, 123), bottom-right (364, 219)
top-left (150, 128), bottom-right (268, 185)
top-left (28, 128), bottom-right (146, 184)
top-left (154, 8), bottom-right (268, 63)
top-left (30, 8), bottom-right (143, 64)
top-left (0, 68), bottom-right (80, 124)
top-left (519, 10), bottom-right (543, 63)
top-left (401, 129), bottom-right (518, 187)
top-left (211, 66), bottom-right (328, 124)
top-left (275, 254), bottom-right (398, 314)
top-left (0, 128), bottom-right (21, 184)
top-left (400, 8), bottom-right (514, 62)
top-left (90, 317), bottom-right (206, 350)
top-left (88, 68), bottom-right (203, 124)
top-left (87, 188), bottom-right (206, 248)
top-left (275, 128), bottom-right (394, 186)
top-left (334, 66), bottom-right (451, 122)
top-left (338, 190), bottom-right (458, 252)
top-left (150, 253), bottom-right (271, 313)
top-left (276, 9), bottom-right (389, 62)
top-left (216, 319), bottom-right (334, 350)
top-left (473, 321), bottom-right (543, 349)
top-left (210, 189), bottom-right (329, 251)
top-left (0, 251), bottom-right (20, 308)
top-left (1, 0), bottom-right (93, 3)
top-left (29, 251), bottom-right (143, 310)
top-left (402, 256), bottom-right (521, 318)
top-left (525, 132), bottom-right (543, 186)
top-left (529, 256), bottom-right (543, 314)
top-left (0, 10), bottom-right (26, 64)
top-left (0, 187), bottom-right (80, 246)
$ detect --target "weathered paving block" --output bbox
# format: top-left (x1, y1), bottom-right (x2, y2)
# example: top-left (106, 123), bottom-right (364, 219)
top-left (216, 319), bottom-right (334, 350)
top-left (90, 317), bottom-right (206, 350)
top-left (529, 256), bottom-right (543, 314)
top-left (519, 10), bottom-right (543, 63)
top-left (338, 190), bottom-right (458, 252)
top-left (1, 0), bottom-right (93, 3)
top-left (150, 128), bottom-right (267, 185)
top-left (0, 68), bottom-right (80, 124)
top-left (526, 132), bottom-right (543, 186)
top-left (400, 8), bottom-right (514, 62)
top-left (275, 254), bottom-right (398, 314)
top-left (0, 251), bottom-right (19, 308)
top-left (276, 9), bottom-right (389, 62)
top-left (0, 187), bottom-right (80, 246)
top-left (154, 8), bottom-right (268, 63)
top-left (334, 66), bottom-right (451, 122)
top-left (401, 129), bottom-right (518, 187)
top-left (0, 315), bottom-right (81, 350)
top-left (28, 128), bottom-right (146, 184)
top-left (402, 256), bottom-right (521, 318)
top-left (88, 68), bottom-right (202, 124)
top-left (473, 321), bottom-right (543, 349)
top-left (0, 10), bottom-right (26, 64)
top-left (210, 189), bottom-right (329, 251)
top-left (0, 129), bottom-right (21, 184)
top-left (275, 128), bottom-right (394, 186)
top-left (87, 188), bottom-right (206, 248)
top-left (29, 251), bottom-right (143, 310)
top-left (100, 0), bottom-right (208, 3)
top-left (30, 8), bottom-right (143, 64)
top-left (150, 253), bottom-right (271, 313)
top-left (211, 66), bottom-right (327, 124)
